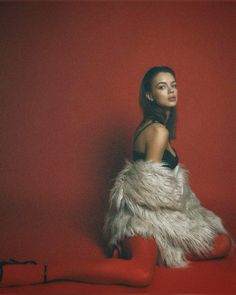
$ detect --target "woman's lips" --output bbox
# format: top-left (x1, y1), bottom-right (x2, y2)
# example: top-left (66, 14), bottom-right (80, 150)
top-left (168, 96), bottom-right (176, 101)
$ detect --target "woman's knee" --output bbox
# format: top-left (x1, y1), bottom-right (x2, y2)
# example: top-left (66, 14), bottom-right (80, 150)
top-left (110, 237), bottom-right (156, 287)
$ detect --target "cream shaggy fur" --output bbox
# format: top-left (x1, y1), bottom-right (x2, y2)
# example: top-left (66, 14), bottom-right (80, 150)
top-left (102, 159), bottom-right (232, 268)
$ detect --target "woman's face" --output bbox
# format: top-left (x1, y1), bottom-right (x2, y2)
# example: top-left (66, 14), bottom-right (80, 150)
top-left (146, 72), bottom-right (178, 108)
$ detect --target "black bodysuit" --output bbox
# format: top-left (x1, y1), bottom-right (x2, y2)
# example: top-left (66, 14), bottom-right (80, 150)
top-left (133, 121), bottom-right (179, 170)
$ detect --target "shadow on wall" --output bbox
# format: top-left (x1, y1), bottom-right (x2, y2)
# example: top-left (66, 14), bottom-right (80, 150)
top-left (70, 120), bottom-right (132, 248)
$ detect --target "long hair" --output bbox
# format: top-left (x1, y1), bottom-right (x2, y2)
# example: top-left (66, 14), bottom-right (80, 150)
top-left (139, 66), bottom-right (177, 140)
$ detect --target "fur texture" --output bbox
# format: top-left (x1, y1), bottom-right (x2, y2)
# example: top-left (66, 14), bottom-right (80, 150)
top-left (102, 159), bottom-right (231, 268)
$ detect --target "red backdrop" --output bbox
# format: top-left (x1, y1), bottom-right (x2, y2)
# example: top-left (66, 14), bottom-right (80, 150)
top-left (0, 2), bottom-right (235, 266)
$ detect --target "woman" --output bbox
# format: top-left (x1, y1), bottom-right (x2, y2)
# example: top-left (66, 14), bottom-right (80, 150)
top-left (0, 66), bottom-right (234, 288)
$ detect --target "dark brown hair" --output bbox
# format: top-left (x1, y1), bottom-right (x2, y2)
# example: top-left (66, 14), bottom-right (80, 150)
top-left (139, 66), bottom-right (177, 140)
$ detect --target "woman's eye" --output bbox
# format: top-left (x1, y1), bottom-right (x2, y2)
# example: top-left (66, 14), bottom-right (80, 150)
top-left (157, 84), bottom-right (177, 90)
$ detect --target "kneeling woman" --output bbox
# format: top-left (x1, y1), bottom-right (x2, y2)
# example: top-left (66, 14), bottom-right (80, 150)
top-left (0, 66), bottom-right (234, 288)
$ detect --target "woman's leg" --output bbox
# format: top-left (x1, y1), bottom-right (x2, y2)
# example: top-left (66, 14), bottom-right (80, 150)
top-left (0, 235), bottom-right (159, 288)
top-left (186, 233), bottom-right (233, 261)
top-left (46, 235), bottom-right (158, 287)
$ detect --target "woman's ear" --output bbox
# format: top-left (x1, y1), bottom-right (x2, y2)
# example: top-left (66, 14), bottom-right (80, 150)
top-left (145, 92), bottom-right (154, 102)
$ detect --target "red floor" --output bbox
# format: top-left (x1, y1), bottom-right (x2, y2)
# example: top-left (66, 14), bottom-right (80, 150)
top-left (1, 246), bottom-right (235, 295)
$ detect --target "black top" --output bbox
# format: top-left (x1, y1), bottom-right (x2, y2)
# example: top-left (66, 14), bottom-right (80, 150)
top-left (133, 121), bottom-right (179, 170)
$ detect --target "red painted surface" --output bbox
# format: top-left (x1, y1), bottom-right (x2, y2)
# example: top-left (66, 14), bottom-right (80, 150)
top-left (0, 2), bottom-right (235, 293)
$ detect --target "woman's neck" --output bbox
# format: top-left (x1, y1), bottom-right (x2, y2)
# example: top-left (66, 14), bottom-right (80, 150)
top-left (165, 109), bottom-right (170, 124)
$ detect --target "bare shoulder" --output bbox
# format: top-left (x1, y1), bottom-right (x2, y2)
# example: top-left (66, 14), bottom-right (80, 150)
top-left (133, 120), bottom-right (169, 154)
top-left (145, 122), bottom-right (169, 142)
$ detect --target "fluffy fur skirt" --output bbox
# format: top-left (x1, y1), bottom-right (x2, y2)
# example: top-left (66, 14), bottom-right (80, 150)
top-left (102, 159), bottom-right (234, 268)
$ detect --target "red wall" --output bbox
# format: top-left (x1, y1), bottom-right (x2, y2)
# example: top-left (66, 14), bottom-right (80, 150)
top-left (0, 2), bottom-right (235, 263)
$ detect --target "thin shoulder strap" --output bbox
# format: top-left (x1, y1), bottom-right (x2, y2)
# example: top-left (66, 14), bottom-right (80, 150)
top-left (134, 120), bottom-right (160, 143)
